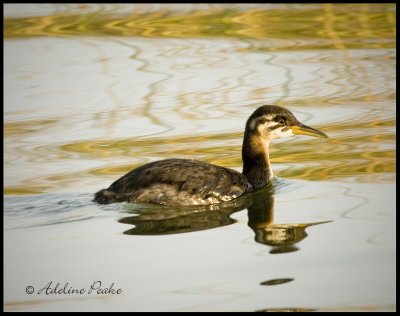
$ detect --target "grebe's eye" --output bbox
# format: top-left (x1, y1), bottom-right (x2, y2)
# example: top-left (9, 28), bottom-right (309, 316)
top-left (278, 118), bottom-right (286, 125)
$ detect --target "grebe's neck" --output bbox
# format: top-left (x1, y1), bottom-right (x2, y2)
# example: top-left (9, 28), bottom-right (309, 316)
top-left (242, 131), bottom-right (273, 189)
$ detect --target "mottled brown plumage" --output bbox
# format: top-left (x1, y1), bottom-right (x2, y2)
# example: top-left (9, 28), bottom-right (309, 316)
top-left (94, 105), bottom-right (328, 206)
top-left (94, 158), bottom-right (252, 206)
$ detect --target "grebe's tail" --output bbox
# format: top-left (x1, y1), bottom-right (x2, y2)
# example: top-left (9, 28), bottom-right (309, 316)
top-left (93, 189), bottom-right (126, 204)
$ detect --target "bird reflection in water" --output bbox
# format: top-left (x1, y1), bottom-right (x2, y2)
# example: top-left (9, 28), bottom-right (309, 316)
top-left (247, 185), bottom-right (331, 254)
top-left (118, 181), bottom-right (331, 254)
top-left (118, 191), bottom-right (250, 235)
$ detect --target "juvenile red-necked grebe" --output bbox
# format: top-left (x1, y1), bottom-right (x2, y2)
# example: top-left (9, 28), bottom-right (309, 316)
top-left (94, 105), bottom-right (328, 206)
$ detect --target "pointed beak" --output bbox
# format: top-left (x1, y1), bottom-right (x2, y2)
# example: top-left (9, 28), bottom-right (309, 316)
top-left (291, 123), bottom-right (328, 138)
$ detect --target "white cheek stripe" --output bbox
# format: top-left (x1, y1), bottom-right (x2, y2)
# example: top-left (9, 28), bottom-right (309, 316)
top-left (249, 114), bottom-right (274, 131)
top-left (262, 114), bottom-right (274, 121)
top-left (257, 122), bottom-right (277, 134)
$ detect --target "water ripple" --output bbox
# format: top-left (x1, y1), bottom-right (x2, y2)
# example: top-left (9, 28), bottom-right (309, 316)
top-left (4, 4), bottom-right (395, 51)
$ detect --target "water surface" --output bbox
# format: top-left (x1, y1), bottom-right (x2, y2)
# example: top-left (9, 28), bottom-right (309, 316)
top-left (4, 3), bottom-right (396, 312)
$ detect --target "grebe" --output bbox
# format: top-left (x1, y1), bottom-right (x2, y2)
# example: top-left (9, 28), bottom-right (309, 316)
top-left (94, 105), bottom-right (328, 206)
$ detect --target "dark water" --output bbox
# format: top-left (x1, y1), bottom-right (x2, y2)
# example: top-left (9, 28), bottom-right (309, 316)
top-left (4, 3), bottom-right (396, 312)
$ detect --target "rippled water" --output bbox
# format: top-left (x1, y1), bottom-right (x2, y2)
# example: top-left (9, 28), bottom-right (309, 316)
top-left (4, 3), bottom-right (396, 312)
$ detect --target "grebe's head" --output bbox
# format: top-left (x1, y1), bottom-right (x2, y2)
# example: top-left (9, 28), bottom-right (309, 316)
top-left (246, 105), bottom-right (328, 141)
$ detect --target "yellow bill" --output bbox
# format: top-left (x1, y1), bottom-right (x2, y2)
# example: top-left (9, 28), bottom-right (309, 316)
top-left (291, 124), bottom-right (328, 138)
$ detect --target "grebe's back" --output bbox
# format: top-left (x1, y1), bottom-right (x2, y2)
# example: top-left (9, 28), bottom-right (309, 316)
top-left (94, 158), bottom-right (253, 206)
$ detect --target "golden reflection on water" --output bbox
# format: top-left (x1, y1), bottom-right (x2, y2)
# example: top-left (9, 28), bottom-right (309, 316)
top-left (4, 4), bottom-right (395, 52)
